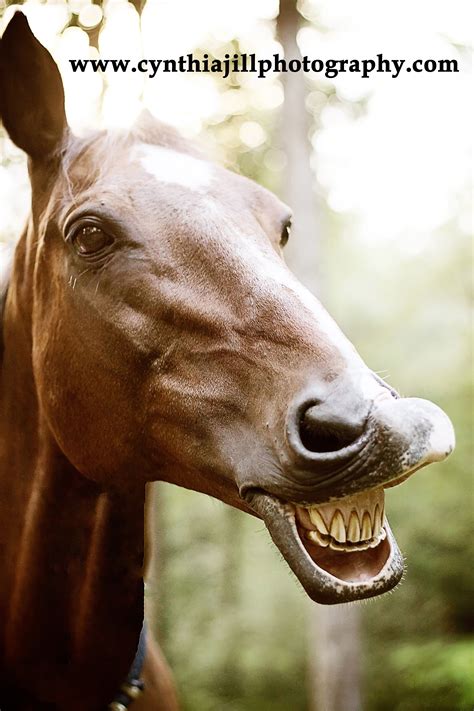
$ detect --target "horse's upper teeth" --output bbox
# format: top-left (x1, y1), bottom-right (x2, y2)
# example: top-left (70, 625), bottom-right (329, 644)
top-left (361, 511), bottom-right (372, 540)
top-left (330, 510), bottom-right (346, 543)
top-left (296, 487), bottom-right (386, 552)
top-left (373, 504), bottom-right (382, 537)
top-left (308, 508), bottom-right (328, 535)
top-left (347, 511), bottom-right (361, 542)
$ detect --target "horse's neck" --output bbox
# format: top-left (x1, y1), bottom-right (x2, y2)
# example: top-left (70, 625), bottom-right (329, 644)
top-left (0, 238), bottom-right (146, 707)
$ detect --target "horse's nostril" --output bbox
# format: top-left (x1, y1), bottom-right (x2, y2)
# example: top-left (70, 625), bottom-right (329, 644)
top-left (298, 403), bottom-right (366, 454)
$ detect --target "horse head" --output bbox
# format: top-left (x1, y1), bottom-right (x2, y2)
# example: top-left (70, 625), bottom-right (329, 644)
top-left (0, 13), bottom-right (454, 607)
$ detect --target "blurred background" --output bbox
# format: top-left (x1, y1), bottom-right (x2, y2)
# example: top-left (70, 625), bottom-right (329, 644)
top-left (0, 0), bottom-right (472, 709)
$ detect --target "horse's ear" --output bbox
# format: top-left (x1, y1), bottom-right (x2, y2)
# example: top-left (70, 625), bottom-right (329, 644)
top-left (0, 12), bottom-right (67, 159)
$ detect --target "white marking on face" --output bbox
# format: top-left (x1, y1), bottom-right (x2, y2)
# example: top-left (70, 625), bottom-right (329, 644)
top-left (133, 144), bottom-right (213, 192)
top-left (233, 228), bottom-right (384, 401)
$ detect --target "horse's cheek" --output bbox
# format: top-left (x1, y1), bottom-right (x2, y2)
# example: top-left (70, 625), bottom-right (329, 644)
top-left (31, 335), bottom-right (133, 484)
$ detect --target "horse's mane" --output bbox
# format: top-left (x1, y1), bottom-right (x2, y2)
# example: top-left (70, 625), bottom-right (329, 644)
top-left (0, 242), bottom-right (14, 354)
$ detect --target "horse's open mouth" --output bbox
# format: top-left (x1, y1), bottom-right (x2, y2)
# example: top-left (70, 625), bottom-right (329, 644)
top-left (245, 486), bottom-right (404, 604)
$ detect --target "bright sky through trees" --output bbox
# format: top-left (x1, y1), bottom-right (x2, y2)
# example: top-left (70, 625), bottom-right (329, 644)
top-left (0, 0), bottom-right (471, 251)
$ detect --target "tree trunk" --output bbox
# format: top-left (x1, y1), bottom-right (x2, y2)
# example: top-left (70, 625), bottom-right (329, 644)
top-left (308, 605), bottom-right (362, 711)
top-left (277, 0), bottom-right (320, 295)
top-left (276, 3), bottom-right (362, 710)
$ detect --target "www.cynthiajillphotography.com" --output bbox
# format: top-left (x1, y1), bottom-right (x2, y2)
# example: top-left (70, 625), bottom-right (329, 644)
top-left (69, 51), bottom-right (460, 79)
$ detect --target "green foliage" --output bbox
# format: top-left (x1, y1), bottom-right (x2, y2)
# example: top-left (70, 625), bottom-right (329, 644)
top-left (365, 639), bottom-right (474, 711)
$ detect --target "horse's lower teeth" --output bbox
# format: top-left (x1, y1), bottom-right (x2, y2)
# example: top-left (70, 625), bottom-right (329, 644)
top-left (305, 526), bottom-right (386, 552)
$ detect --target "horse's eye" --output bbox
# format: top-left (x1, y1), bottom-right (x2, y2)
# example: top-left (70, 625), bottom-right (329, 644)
top-left (280, 221), bottom-right (291, 248)
top-left (72, 225), bottom-right (113, 256)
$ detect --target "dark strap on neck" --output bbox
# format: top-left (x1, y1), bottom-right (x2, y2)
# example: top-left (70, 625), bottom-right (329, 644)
top-left (127, 623), bottom-right (147, 683)
top-left (108, 623), bottom-right (147, 710)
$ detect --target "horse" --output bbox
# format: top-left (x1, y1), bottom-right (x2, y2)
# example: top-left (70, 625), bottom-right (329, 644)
top-left (0, 13), bottom-right (455, 711)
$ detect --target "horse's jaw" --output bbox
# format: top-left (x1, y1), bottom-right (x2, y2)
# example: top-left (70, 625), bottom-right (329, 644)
top-left (244, 397), bottom-right (455, 604)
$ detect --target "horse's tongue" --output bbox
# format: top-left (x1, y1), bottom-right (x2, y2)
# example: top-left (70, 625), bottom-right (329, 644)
top-left (295, 488), bottom-right (385, 550)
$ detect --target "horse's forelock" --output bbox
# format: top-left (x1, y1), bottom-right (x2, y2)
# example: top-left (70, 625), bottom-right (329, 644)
top-left (60, 130), bottom-right (131, 193)
top-left (131, 110), bottom-right (201, 157)
top-left (57, 117), bottom-right (198, 202)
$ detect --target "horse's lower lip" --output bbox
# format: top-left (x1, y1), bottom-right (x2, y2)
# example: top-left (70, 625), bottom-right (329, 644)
top-left (244, 489), bottom-right (404, 604)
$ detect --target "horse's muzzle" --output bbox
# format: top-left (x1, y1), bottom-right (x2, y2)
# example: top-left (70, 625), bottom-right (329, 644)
top-left (243, 394), bottom-right (454, 604)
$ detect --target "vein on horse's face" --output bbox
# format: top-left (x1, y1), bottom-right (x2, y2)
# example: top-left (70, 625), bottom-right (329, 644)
top-left (133, 143), bottom-right (213, 192)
